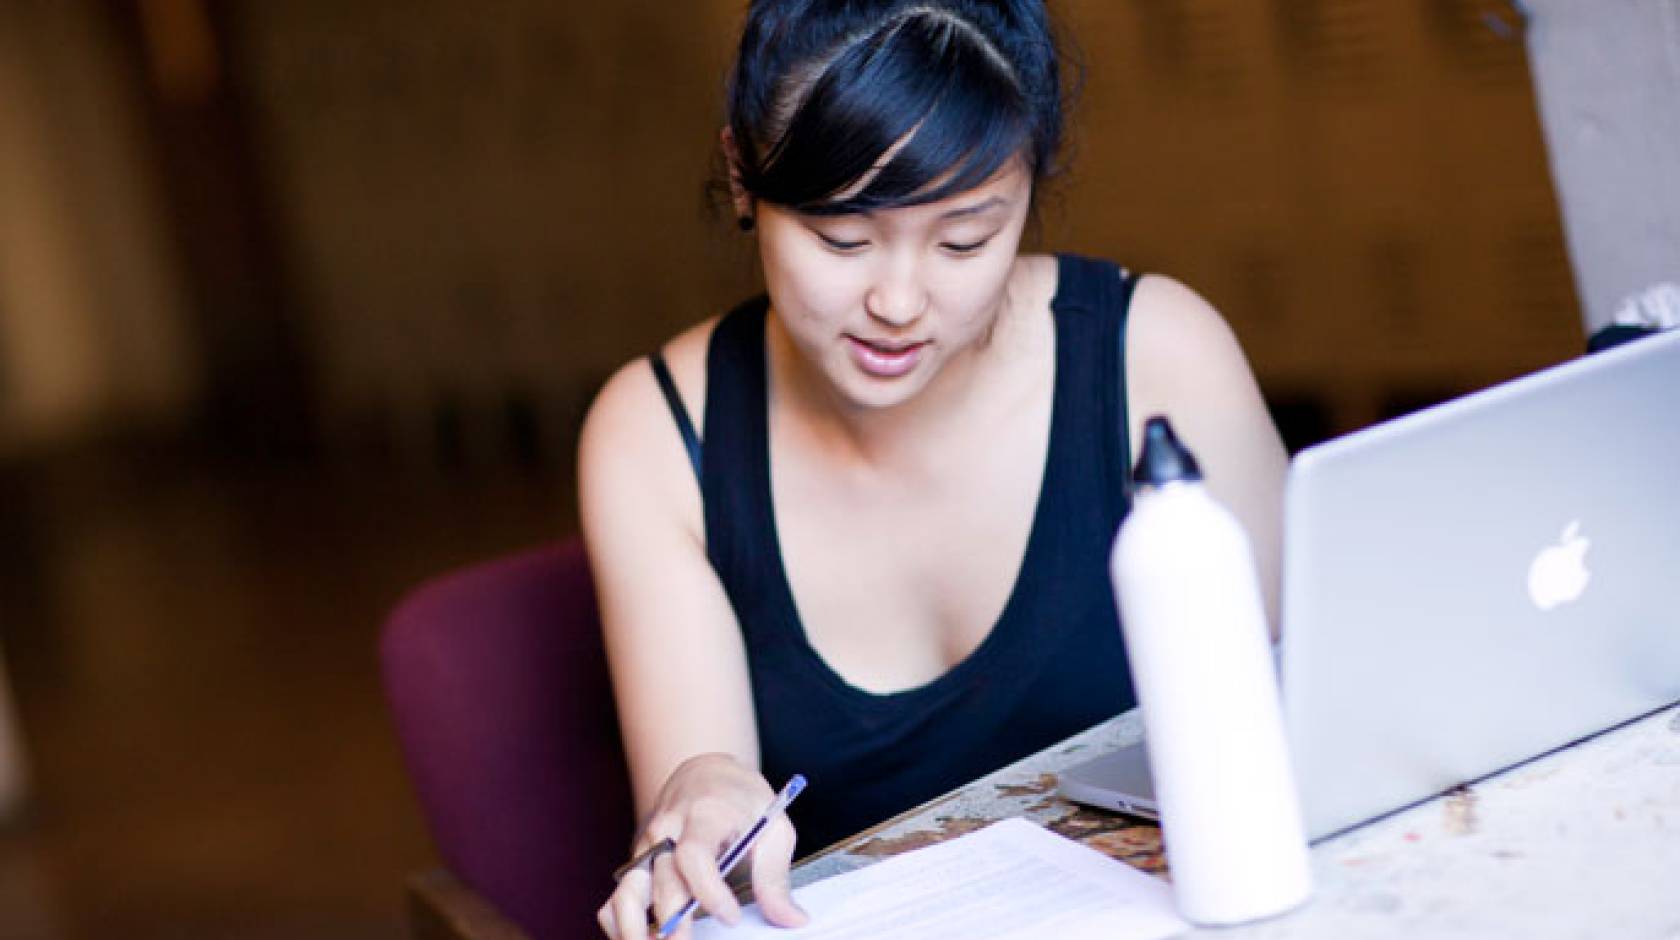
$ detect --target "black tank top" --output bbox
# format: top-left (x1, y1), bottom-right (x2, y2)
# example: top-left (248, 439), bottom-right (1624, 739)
top-left (650, 254), bottom-right (1139, 851)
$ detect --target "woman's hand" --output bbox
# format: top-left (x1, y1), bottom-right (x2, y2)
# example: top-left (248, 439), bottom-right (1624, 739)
top-left (598, 753), bottom-right (809, 939)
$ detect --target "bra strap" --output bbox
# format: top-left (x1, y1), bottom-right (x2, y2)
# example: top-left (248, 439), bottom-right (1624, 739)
top-left (648, 352), bottom-right (703, 484)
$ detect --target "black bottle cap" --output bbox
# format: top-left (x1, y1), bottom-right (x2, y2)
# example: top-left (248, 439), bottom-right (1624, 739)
top-left (1132, 416), bottom-right (1203, 486)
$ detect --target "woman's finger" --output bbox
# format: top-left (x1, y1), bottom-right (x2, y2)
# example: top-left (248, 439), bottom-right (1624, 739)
top-left (609, 870), bottom-right (654, 940)
top-left (749, 816), bottom-right (808, 928)
top-left (670, 812), bottom-right (745, 926)
top-left (596, 898), bottom-right (617, 939)
top-left (636, 813), bottom-right (684, 858)
top-left (649, 843), bottom-right (691, 933)
top-left (671, 840), bottom-right (743, 927)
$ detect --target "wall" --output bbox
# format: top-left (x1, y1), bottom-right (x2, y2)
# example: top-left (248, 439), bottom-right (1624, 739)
top-left (229, 0), bottom-right (1582, 452)
top-left (1523, 0), bottom-right (1680, 333)
top-left (1061, 0), bottom-right (1581, 429)
top-left (0, 0), bottom-right (1589, 460)
top-left (227, 0), bottom-right (752, 463)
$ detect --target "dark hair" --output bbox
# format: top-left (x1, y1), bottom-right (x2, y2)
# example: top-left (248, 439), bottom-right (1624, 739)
top-left (725, 1), bottom-right (1068, 216)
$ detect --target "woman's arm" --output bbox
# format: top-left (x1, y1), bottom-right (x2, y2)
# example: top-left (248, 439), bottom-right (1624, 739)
top-left (579, 340), bottom-right (806, 937)
top-left (1125, 275), bottom-right (1290, 639)
top-left (579, 350), bottom-right (757, 809)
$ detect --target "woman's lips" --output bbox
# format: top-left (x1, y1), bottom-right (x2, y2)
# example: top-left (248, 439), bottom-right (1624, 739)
top-left (845, 335), bottom-right (928, 378)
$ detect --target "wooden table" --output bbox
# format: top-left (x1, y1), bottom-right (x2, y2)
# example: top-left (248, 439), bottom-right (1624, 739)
top-left (790, 703), bottom-right (1680, 938)
top-left (411, 703), bottom-right (1680, 939)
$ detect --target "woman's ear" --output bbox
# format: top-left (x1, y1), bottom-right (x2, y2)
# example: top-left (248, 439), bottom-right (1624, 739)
top-left (720, 127), bottom-right (754, 222)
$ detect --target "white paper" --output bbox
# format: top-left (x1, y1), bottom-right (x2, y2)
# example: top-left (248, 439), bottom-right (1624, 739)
top-left (692, 817), bottom-right (1187, 940)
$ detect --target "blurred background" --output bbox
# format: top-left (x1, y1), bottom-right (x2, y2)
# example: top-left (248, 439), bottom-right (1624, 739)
top-left (0, 1), bottom-right (1585, 937)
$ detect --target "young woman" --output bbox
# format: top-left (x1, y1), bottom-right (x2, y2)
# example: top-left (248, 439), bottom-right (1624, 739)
top-left (581, 2), bottom-right (1287, 936)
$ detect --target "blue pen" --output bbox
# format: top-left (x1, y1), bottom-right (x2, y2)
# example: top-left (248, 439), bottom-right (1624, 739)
top-left (657, 774), bottom-right (807, 939)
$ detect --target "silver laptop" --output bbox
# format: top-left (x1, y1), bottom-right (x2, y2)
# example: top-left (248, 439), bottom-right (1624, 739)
top-left (1060, 328), bottom-right (1680, 840)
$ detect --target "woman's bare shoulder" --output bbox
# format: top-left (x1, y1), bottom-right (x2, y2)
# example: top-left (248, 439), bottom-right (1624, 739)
top-left (1126, 274), bottom-right (1252, 404)
top-left (577, 316), bottom-right (720, 539)
top-left (582, 317), bottom-right (718, 448)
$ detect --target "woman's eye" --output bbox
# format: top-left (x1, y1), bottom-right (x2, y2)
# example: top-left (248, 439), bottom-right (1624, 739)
top-left (816, 232), bottom-right (869, 252)
top-left (941, 237), bottom-right (993, 255)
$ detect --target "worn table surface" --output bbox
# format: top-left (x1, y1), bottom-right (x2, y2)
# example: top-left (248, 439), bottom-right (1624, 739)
top-left (792, 704), bottom-right (1680, 938)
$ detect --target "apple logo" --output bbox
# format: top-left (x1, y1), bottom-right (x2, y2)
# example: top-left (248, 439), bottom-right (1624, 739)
top-left (1527, 520), bottom-right (1592, 612)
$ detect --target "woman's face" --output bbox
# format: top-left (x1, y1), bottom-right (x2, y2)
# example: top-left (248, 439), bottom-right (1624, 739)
top-left (756, 159), bottom-right (1035, 412)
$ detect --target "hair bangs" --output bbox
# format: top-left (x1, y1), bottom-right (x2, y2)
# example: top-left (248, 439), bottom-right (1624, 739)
top-left (844, 45), bottom-right (1030, 213)
top-left (747, 10), bottom-right (1032, 215)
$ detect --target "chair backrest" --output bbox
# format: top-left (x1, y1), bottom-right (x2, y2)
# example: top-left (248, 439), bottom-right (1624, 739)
top-left (380, 539), bottom-right (633, 939)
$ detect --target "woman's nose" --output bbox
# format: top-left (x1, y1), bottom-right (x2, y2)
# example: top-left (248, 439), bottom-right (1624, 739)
top-left (864, 261), bottom-right (928, 327)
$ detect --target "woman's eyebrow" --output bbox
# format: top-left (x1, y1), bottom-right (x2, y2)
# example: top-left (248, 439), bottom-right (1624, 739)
top-left (938, 196), bottom-right (1008, 220)
top-left (839, 195), bottom-right (1009, 221)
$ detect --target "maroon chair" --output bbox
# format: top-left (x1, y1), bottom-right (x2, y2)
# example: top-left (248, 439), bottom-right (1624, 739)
top-left (381, 539), bottom-right (634, 940)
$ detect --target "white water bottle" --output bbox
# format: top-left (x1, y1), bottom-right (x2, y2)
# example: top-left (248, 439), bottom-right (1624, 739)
top-left (1111, 416), bottom-right (1312, 926)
